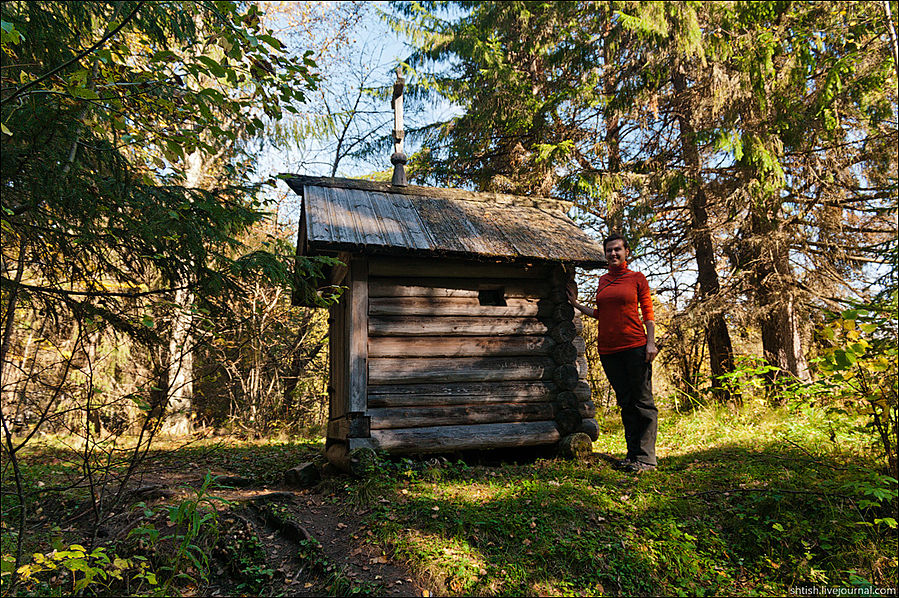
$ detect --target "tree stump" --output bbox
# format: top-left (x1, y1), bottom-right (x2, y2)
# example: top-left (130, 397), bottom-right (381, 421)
top-left (559, 432), bottom-right (593, 460)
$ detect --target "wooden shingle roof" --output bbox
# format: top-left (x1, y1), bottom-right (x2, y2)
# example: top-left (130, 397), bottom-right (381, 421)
top-left (286, 175), bottom-right (606, 268)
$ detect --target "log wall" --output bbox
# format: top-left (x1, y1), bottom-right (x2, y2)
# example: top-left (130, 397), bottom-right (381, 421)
top-left (330, 257), bottom-right (594, 455)
top-left (326, 256), bottom-right (598, 459)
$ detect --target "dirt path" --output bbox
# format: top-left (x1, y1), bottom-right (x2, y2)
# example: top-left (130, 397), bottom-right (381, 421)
top-left (126, 468), bottom-right (425, 597)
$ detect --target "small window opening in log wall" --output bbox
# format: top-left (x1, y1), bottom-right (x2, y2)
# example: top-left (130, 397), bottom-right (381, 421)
top-left (478, 288), bottom-right (506, 306)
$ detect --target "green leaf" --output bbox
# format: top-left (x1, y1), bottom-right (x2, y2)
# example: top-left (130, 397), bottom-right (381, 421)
top-left (197, 55), bottom-right (226, 78)
top-left (258, 34), bottom-right (282, 50)
top-left (151, 49), bottom-right (179, 62)
top-left (68, 86), bottom-right (100, 100)
top-left (1, 19), bottom-right (24, 45)
top-left (199, 87), bottom-right (225, 103)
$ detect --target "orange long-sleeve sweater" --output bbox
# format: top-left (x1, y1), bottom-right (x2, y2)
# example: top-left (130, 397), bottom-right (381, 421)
top-left (592, 263), bottom-right (654, 354)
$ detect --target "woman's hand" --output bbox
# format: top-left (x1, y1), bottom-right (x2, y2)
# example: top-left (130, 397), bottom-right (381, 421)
top-left (566, 282), bottom-right (578, 305)
top-left (645, 340), bottom-right (658, 363)
top-left (567, 283), bottom-right (596, 319)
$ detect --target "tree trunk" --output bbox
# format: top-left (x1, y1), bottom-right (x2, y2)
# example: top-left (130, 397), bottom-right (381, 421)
top-left (604, 39), bottom-right (624, 232)
top-left (750, 213), bottom-right (809, 384)
top-left (672, 68), bottom-right (736, 401)
top-left (161, 286), bottom-right (194, 435)
top-left (159, 150), bottom-right (206, 435)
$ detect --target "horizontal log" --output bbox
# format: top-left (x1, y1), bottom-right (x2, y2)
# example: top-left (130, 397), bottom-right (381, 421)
top-left (550, 321), bottom-right (576, 343)
top-left (368, 421), bottom-right (561, 453)
top-left (369, 316), bottom-right (549, 337)
top-left (555, 408), bottom-right (581, 435)
top-left (368, 393), bottom-right (554, 408)
top-left (556, 391), bottom-right (578, 409)
top-left (577, 355), bottom-right (589, 379)
top-left (578, 400), bottom-right (596, 418)
top-left (369, 356), bottom-right (555, 385)
top-left (367, 381), bottom-right (557, 407)
top-left (579, 418), bottom-right (600, 441)
top-left (368, 335), bottom-right (554, 358)
top-left (549, 288), bottom-right (567, 304)
top-left (552, 342), bottom-right (577, 365)
top-left (369, 296), bottom-right (549, 317)
top-left (560, 432), bottom-right (593, 460)
top-left (553, 303), bottom-right (575, 322)
top-left (574, 381), bottom-right (591, 402)
top-left (369, 277), bottom-right (551, 299)
top-left (553, 364), bottom-right (579, 390)
top-left (368, 402), bottom-right (555, 430)
top-left (573, 336), bottom-right (586, 355)
top-left (369, 258), bottom-right (550, 279)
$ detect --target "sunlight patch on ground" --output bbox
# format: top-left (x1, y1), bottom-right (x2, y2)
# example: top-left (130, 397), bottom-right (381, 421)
top-left (390, 529), bottom-right (488, 596)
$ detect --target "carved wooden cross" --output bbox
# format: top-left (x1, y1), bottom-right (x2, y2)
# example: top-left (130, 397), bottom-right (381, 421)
top-left (390, 67), bottom-right (407, 186)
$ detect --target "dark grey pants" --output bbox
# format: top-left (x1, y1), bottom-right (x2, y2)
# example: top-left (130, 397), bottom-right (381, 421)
top-left (599, 345), bottom-right (657, 466)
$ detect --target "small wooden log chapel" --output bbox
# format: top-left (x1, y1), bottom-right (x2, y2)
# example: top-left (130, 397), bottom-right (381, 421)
top-left (287, 69), bottom-right (607, 466)
top-left (286, 174), bottom-right (607, 466)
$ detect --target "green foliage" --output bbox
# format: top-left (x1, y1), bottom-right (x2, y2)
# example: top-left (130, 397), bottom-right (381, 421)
top-left (389, 0), bottom-right (896, 398)
top-left (815, 295), bottom-right (899, 476)
top-left (0, 5), bottom-right (331, 589)
top-left (386, 1), bottom-right (610, 195)
top-left (359, 405), bottom-right (897, 596)
top-left (1, 0), bottom-right (331, 374)
top-left (4, 544), bottom-right (156, 596)
top-left (128, 474), bottom-right (231, 594)
top-left (215, 517), bottom-right (274, 595)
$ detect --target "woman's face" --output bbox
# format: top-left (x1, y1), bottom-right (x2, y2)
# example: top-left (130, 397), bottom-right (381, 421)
top-left (604, 239), bottom-right (629, 267)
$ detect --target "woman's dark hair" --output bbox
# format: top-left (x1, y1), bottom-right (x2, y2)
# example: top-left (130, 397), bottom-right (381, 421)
top-left (603, 233), bottom-right (630, 251)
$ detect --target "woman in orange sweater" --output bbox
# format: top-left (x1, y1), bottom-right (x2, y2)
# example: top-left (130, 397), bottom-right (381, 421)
top-left (567, 234), bottom-right (658, 472)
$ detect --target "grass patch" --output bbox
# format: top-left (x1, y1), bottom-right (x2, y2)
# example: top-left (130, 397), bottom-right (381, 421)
top-left (2, 405), bottom-right (895, 596)
top-left (361, 401), bottom-right (897, 596)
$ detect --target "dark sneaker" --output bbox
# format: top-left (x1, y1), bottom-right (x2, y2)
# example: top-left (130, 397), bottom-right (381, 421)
top-left (615, 458), bottom-right (635, 470)
top-left (624, 461), bottom-right (656, 473)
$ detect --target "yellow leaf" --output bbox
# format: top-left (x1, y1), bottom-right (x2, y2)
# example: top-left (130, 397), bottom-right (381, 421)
top-left (1, 123), bottom-right (11, 136)
top-left (113, 557), bottom-right (130, 569)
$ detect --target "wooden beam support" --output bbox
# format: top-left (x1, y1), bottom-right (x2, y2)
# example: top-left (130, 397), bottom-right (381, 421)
top-left (348, 258), bottom-right (368, 415)
top-left (368, 402), bottom-right (555, 430)
top-left (369, 421), bottom-right (561, 453)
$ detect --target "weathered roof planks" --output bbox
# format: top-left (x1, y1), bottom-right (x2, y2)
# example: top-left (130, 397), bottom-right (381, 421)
top-left (286, 175), bottom-right (606, 268)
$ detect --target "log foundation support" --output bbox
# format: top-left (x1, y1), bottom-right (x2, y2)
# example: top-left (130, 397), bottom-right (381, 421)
top-left (559, 432), bottom-right (593, 460)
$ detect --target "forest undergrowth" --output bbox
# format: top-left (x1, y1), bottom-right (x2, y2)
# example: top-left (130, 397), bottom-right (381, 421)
top-left (2, 396), bottom-right (896, 597)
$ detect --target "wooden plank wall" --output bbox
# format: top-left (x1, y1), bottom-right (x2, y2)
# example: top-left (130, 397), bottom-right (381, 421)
top-left (361, 257), bottom-right (596, 454)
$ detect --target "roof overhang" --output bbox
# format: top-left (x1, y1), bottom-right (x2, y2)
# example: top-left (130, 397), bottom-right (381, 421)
top-left (285, 175), bottom-right (606, 270)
